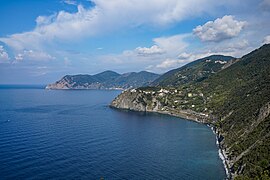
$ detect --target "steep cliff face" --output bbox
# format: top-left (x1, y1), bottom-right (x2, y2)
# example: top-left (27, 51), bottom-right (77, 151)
top-left (111, 90), bottom-right (147, 112)
top-left (111, 44), bottom-right (270, 179)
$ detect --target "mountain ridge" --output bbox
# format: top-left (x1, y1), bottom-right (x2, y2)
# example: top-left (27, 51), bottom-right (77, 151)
top-left (46, 70), bottom-right (160, 90)
top-left (151, 55), bottom-right (235, 87)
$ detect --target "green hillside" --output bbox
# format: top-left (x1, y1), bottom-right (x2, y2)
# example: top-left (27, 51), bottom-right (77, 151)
top-left (46, 70), bottom-right (160, 89)
top-left (196, 44), bottom-right (270, 179)
top-left (111, 44), bottom-right (270, 179)
top-left (152, 55), bottom-right (235, 87)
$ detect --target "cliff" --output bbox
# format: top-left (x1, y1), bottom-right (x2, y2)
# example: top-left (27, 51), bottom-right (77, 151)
top-left (111, 87), bottom-right (212, 123)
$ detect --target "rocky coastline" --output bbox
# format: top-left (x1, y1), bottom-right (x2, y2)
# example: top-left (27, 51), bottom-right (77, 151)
top-left (110, 89), bottom-right (232, 179)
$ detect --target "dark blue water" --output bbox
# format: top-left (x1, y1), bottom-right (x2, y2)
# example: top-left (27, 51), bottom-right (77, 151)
top-left (0, 85), bottom-right (226, 179)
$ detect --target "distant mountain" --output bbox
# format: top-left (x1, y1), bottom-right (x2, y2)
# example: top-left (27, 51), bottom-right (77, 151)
top-left (105, 71), bottom-right (161, 89)
top-left (152, 55), bottom-right (235, 87)
top-left (94, 70), bottom-right (121, 82)
top-left (111, 45), bottom-right (270, 179)
top-left (46, 71), bottom-right (160, 90)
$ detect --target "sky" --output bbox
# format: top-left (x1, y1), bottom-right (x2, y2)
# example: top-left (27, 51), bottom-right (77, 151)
top-left (0, 0), bottom-right (269, 84)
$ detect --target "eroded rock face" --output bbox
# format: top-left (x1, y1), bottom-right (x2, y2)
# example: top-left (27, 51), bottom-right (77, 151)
top-left (111, 90), bottom-right (147, 112)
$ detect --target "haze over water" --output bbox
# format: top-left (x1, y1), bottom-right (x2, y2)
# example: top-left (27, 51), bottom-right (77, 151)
top-left (0, 86), bottom-right (225, 179)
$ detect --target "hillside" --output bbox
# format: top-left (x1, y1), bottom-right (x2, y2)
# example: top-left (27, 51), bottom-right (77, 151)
top-left (152, 55), bottom-right (235, 87)
top-left (106, 71), bottom-right (161, 89)
top-left (46, 71), bottom-right (160, 90)
top-left (111, 44), bottom-right (270, 179)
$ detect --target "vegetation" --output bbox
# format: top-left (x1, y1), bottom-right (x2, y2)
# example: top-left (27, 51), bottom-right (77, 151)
top-left (151, 55), bottom-right (235, 87)
top-left (157, 45), bottom-right (270, 179)
top-left (113, 45), bottom-right (270, 179)
top-left (47, 70), bottom-right (160, 89)
top-left (198, 44), bottom-right (270, 179)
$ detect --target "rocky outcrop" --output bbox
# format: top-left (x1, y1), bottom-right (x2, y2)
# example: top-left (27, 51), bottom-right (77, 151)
top-left (111, 90), bottom-right (147, 111)
top-left (111, 89), bottom-right (212, 123)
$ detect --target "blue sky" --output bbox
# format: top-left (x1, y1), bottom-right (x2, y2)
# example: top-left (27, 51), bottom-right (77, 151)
top-left (0, 0), bottom-right (269, 84)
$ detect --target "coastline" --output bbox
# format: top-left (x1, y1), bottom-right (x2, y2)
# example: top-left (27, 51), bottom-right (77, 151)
top-left (45, 86), bottom-right (125, 90)
top-left (110, 105), bottom-right (231, 179)
top-left (209, 125), bottom-right (231, 180)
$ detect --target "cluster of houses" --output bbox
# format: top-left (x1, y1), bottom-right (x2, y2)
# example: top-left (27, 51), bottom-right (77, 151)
top-left (127, 87), bottom-right (211, 119)
top-left (205, 59), bottom-right (227, 65)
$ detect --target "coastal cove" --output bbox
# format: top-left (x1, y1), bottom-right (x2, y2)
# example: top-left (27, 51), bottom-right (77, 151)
top-left (0, 86), bottom-right (226, 179)
top-left (110, 101), bottom-right (231, 179)
top-left (110, 45), bottom-right (270, 179)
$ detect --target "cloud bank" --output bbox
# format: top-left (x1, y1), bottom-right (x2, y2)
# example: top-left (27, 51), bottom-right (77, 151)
top-left (14, 50), bottom-right (55, 61)
top-left (0, 0), bottom-right (227, 51)
top-left (135, 45), bottom-right (165, 56)
top-left (193, 15), bottom-right (246, 42)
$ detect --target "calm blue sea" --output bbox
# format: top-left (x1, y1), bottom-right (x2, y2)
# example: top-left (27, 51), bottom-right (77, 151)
top-left (0, 85), bottom-right (226, 179)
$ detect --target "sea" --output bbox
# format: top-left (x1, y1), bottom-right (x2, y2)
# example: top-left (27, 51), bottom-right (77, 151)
top-left (0, 85), bottom-right (226, 179)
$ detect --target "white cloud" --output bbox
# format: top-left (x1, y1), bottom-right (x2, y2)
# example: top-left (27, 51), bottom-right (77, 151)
top-left (0, 5), bottom-right (101, 51)
top-left (124, 34), bottom-right (189, 59)
top-left (15, 54), bottom-right (23, 61)
top-left (152, 38), bottom-right (251, 71)
top-left (1, 1), bottom-right (267, 77)
top-left (0, 45), bottom-right (9, 62)
top-left (233, 39), bottom-right (249, 49)
top-left (177, 52), bottom-right (192, 59)
top-left (153, 49), bottom-right (234, 71)
top-left (156, 58), bottom-right (179, 69)
top-left (201, 37), bottom-right (255, 58)
top-left (14, 50), bottom-right (55, 61)
top-left (178, 52), bottom-right (213, 62)
top-left (124, 34), bottom-right (192, 72)
top-left (1, 31), bottom-right (47, 51)
top-left (93, 0), bottom-right (220, 26)
top-left (152, 56), bottom-right (197, 71)
top-left (153, 34), bottom-right (190, 56)
top-left (0, 0), bottom-right (229, 51)
top-left (193, 15), bottom-right (247, 42)
top-left (263, 35), bottom-right (270, 44)
top-left (217, 39), bottom-right (250, 53)
top-left (63, 0), bottom-right (77, 6)
top-left (135, 45), bottom-right (165, 56)
top-left (100, 32), bottom-right (251, 73)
